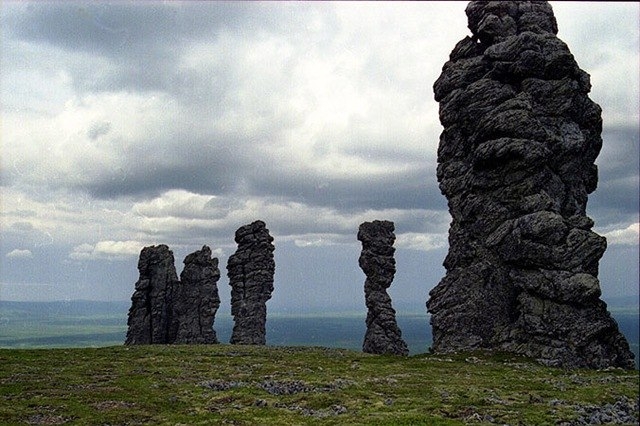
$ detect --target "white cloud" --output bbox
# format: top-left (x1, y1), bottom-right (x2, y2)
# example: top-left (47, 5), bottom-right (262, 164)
top-left (69, 240), bottom-right (142, 260)
top-left (602, 223), bottom-right (640, 246)
top-left (6, 249), bottom-right (33, 259)
top-left (292, 233), bottom-right (351, 248)
top-left (132, 189), bottom-right (230, 220)
top-left (396, 233), bottom-right (447, 252)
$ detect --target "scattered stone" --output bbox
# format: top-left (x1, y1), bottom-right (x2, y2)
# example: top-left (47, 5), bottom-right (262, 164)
top-left (358, 220), bottom-right (409, 356)
top-left (427, 0), bottom-right (635, 369)
top-left (172, 246), bottom-right (221, 344)
top-left (227, 220), bottom-right (276, 345)
top-left (125, 245), bottom-right (221, 345)
top-left (199, 380), bottom-right (247, 391)
top-left (199, 378), bottom-right (352, 396)
top-left (254, 399), bottom-right (268, 408)
top-left (25, 414), bottom-right (70, 425)
top-left (330, 405), bottom-right (348, 415)
top-left (561, 397), bottom-right (639, 425)
top-left (258, 380), bottom-right (311, 395)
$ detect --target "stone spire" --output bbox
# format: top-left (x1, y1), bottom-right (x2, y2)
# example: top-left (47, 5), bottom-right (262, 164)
top-left (427, 1), bottom-right (635, 368)
top-left (125, 245), bottom-right (178, 345)
top-left (358, 220), bottom-right (409, 356)
top-left (227, 220), bottom-right (276, 345)
top-left (171, 245), bottom-right (221, 344)
top-left (125, 245), bottom-right (221, 345)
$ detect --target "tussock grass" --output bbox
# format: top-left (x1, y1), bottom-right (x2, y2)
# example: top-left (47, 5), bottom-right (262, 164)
top-left (0, 345), bottom-right (637, 425)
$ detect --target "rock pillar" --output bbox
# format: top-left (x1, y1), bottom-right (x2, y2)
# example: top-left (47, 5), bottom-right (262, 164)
top-left (171, 245), bottom-right (221, 344)
top-left (125, 245), bottom-right (178, 345)
top-left (358, 220), bottom-right (409, 356)
top-left (427, 1), bottom-right (634, 368)
top-left (125, 244), bottom-right (221, 345)
top-left (227, 220), bottom-right (275, 345)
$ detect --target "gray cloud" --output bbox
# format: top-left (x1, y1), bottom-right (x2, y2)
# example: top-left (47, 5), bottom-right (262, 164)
top-left (7, 2), bottom-right (332, 95)
top-left (1, 2), bottom-right (638, 303)
top-left (589, 125), bottom-right (640, 226)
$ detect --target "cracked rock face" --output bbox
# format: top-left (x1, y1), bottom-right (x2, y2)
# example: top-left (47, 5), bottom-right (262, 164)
top-left (171, 245), bottom-right (221, 344)
top-left (358, 221), bottom-right (408, 356)
top-left (427, 1), bottom-right (634, 369)
top-left (227, 220), bottom-right (275, 345)
top-left (125, 245), bottom-right (221, 345)
top-left (125, 245), bottom-right (179, 345)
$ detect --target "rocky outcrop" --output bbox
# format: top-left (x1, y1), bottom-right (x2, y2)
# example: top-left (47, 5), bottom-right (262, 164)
top-left (227, 220), bottom-right (275, 345)
top-left (358, 221), bottom-right (408, 356)
top-left (427, 1), bottom-right (635, 368)
top-left (125, 245), bottom-right (178, 345)
top-left (125, 245), bottom-right (221, 345)
top-left (171, 246), bottom-right (221, 344)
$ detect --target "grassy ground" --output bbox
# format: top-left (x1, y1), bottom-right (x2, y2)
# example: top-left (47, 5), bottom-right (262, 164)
top-left (0, 345), bottom-right (637, 425)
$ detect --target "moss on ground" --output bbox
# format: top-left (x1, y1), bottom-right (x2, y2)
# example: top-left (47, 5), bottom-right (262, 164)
top-left (0, 345), bottom-right (637, 425)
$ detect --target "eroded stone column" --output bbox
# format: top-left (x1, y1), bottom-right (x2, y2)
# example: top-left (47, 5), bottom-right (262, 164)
top-left (125, 245), bottom-right (178, 345)
top-left (227, 220), bottom-right (275, 345)
top-left (427, 1), bottom-right (634, 368)
top-left (359, 220), bottom-right (408, 356)
top-left (171, 245), bottom-right (221, 344)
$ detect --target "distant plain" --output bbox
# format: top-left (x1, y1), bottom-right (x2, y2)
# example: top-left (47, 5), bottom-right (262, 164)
top-left (1, 300), bottom-right (637, 367)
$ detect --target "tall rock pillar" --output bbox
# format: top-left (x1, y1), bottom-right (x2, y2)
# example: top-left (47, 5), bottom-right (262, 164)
top-left (358, 220), bottom-right (409, 356)
top-left (171, 245), bottom-right (221, 344)
top-left (125, 245), bottom-right (178, 345)
top-left (125, 244), bottom-right (221, 345)
top-left (427, 1), bottom-right (634, 368)
top-left (227, 220), bottom-right (275, 345)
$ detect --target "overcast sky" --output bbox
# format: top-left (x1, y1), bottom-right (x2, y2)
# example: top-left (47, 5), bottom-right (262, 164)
top-left (1, 2), bottom-right (638, 313)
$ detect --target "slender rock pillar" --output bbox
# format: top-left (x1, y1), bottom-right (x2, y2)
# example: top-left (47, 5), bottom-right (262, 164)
top-left (125, 245), bottom-right (178, 345)
top-left (358, 220), bottom-right (409, 356)
top-left (227, 220), bottom-right (275, 345)
top-left (171, 245), bottom-right (221, 344)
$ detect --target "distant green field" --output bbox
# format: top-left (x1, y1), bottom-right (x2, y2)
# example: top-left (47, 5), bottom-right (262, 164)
top-left (1, 301), bottom-right (638, 364)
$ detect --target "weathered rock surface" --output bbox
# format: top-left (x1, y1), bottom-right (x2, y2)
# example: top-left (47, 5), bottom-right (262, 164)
top-left (227, 220), bottom-right (275, 345)
top-left (125, 245), bottom-right (221, 345)
top-left (427, 1), bottom-right (635, 368)
top-left (171, 246), bottom-right (221, 344)
top-left (358, 221), bottom-right (408, 356)
top-left (125, 245), bottom-right (178, 345)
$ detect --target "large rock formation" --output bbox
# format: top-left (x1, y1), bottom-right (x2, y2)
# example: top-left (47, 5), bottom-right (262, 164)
top-left (125, 245), bottom-right (178, 345)
top-left (427, 1), bottom-right (635, 368)
top-left (227, 220), bottom-right (275, 345)
top-left (125, 245), bottom-right (221, 345)
top-left (171, 246), bottom-right (221, 344)
top-left (358, 221), bottom-right (409, 356)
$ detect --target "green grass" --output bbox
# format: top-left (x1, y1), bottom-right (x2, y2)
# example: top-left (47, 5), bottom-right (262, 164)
top-left (0, 345), bottom-right (637, 425)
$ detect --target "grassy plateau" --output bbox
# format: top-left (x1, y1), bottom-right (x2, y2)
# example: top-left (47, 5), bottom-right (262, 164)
top-left (0, 344), bottom-right (638, 425)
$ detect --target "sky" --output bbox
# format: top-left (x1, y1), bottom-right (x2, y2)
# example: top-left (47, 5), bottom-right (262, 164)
top-left (1, 1), bottom-right (638, 314)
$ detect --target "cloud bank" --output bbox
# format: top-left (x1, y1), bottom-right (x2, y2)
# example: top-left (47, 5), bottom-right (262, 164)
top-left (1, 2), bottom-right (637, 303)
